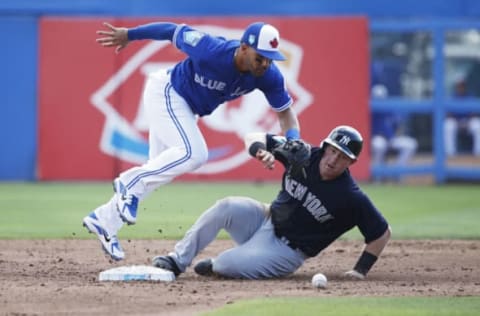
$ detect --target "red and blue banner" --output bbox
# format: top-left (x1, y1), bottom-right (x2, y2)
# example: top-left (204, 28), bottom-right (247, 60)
top-left (38, 17), bottom-right (369, 181)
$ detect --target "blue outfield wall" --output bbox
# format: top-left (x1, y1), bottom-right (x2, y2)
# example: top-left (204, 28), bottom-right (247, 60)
top-left (1, 16), bottom-right (38, 180)
top-left (1, 0), bottom-right (480, 181)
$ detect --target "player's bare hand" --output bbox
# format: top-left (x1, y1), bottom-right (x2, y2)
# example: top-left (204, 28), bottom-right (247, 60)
top-left (96, 22), bottom-right (129, 54)
top-left (256, 149), bottom-right (275, 170)
top-left (343, 270), bottom-right (365, 280)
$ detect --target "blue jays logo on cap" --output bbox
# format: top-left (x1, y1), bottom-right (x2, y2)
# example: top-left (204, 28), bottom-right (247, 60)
top-left (241, 22), bottom-right (286, 61)
top-left (247, 34), bottom-right (256, 46)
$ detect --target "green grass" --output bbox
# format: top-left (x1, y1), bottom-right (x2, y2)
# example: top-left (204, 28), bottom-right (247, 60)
top-left (202, 297), bottom-right (480, 316)
top-left (345, 183), bottom-right (480, 239)
top-left (0, 182), bottom-right (479, 239)
top-left (0, 181), bottom-right (278, 239)
top-left (1, 181), bottom-right (479, 315)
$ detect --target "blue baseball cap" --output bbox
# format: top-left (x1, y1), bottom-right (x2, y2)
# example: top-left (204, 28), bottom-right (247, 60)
top-left (240, 22), bottom-right (286, 61)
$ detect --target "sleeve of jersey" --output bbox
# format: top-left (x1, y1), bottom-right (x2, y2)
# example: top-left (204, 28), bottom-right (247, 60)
top-left (354, 192), bottom-right (389, 243)
top-left (172, 25), bottom-right (217, 59)
top-left (260, 64), bottom-right (293, 112)
top-left (128, 22), bottom-right (178, 41)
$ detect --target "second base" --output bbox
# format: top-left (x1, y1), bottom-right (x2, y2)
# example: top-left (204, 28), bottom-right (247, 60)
top-left (99, 265), bottom-right (175, 282)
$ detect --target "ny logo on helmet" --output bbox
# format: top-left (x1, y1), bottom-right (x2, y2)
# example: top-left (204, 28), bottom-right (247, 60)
top-left (338, 135), bottom-right (351, 145)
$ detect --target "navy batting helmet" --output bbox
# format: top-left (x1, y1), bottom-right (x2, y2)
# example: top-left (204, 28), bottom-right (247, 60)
top-left (321, 125), bottom-right (363, 160)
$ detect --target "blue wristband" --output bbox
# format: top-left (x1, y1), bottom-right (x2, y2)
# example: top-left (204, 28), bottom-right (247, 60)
top-left (285, 128), bottom-right (300, 140)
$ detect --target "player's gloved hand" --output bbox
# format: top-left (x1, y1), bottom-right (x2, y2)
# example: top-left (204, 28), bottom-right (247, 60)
top-left (344, 270), bottom-right (366, 280)
top-left (273, 139), bottom-right (311, 179)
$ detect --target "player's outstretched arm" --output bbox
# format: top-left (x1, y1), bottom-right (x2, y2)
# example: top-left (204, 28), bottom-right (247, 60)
top-left (345, 226), bottom-right (392, 280)
top-left (96, 22), bottom-right (178, 54)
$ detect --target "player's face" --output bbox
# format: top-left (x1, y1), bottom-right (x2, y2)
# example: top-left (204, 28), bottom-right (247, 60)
top-left (247, 48), bottom-right (272, 76)
top-left (319, 145), bottom-right (354, 180)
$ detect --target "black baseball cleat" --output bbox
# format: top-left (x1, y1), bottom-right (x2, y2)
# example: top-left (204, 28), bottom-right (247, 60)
top-left (194, 258), bottom-right (215, 276)
top-left (152, 255), bottom-right (182, 277)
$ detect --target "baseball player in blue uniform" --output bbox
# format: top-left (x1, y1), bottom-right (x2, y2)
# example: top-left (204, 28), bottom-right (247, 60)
top-left (82, 21), bottom-right (300, 261)
top-left (153, 125), bottom-right (391, 280)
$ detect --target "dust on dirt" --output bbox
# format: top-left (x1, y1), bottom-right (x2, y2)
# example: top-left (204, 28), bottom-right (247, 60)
top-left (1, 239), bottom-right (479, 315)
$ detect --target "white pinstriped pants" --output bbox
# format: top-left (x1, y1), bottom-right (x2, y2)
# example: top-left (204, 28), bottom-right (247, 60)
top-left (119, 69), bottom-right (209, 199)
top-left (95, 69), bottom-right (209, 236)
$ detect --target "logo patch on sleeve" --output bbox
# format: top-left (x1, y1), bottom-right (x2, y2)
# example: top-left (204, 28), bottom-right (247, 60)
top-left (183, 31), bottom-right (205, 47)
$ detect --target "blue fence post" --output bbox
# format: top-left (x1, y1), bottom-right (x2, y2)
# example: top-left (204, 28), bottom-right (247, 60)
top-left (432, 25), bottom-right (446, 183)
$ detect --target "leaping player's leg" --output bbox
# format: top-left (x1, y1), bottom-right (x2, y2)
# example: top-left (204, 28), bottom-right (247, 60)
top-left (83, 196), bottom-right (125, 260)
top-left (84, 69), bottom-right (207, 260)
top-left (114, 69), bottom-right (208, 224)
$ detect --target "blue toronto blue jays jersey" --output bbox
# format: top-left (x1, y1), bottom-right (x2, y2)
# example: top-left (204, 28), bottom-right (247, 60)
top-left (170, 24), bottom-right (293, 116)
top-left (266, 135), bottom-right (389, 257)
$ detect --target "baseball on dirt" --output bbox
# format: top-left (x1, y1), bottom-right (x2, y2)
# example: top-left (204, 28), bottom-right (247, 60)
top-left (311, 273), bottom-right (328, 288)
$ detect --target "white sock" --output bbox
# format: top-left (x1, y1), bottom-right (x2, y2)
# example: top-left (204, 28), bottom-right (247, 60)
top-left (95, 195), bottom-right (124, 237)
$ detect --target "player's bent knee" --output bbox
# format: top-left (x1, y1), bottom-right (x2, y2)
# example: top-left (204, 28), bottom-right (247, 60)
top-left (213, 197), bottom-right (257, 214)
top-left (209, 197), bottom-right (239, 216)
top-left (188, 150), bottom-right (209, 170)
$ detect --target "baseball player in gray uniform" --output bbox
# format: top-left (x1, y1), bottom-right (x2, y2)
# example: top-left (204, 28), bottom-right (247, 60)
top-left (153, 125), bottom-right (391, 280)
top-left (82, 21), bottom-right (300, 261)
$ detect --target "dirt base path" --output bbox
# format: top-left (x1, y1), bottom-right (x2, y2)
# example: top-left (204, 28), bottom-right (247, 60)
top-left (1, 239), bottom-right (479, 315)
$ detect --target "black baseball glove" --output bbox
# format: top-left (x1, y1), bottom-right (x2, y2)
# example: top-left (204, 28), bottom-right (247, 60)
top-left (273, 139), bottom-right (312, 178)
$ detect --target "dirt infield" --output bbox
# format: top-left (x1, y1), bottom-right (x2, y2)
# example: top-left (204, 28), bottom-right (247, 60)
top-left (1, 239), bottom-right (479, 315)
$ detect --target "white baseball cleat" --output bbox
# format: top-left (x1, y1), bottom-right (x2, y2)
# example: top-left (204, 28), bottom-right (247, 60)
top-left (113, 178), bottom-right (139, 225)
top-left (83, 212), bottom-right (125, 261)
